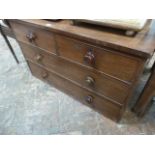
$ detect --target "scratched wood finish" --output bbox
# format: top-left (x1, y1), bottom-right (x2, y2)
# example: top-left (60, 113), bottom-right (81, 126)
top-left (20, 41), bottom-right (130, 104)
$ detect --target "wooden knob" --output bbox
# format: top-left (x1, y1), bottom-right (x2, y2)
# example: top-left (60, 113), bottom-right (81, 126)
top-left (85, 76), bottom-right (95, 85)
top-left (84, 49), bottom-right (95, 65)
top-left (35, 54), bottom-right (42, 61)
top-left (42, 71), bottom-right (48, 79)
top-left (85, 95), bottom-right (93, 104)
top-left (26, 32), bottom-right (36, 43)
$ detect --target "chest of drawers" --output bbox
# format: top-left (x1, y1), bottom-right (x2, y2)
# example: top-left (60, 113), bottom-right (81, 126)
top-left (8, 19), bottom-right (155, 121)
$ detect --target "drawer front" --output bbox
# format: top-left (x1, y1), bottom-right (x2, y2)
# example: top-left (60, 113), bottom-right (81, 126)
top-left (20, 42), bottom-right (130, 104)
top-left (28, 61), bottom-right (122, 121)
top-left (10, 21), bottom-right (56, 53)
top-left (56, 35), bottom-right (142, 82)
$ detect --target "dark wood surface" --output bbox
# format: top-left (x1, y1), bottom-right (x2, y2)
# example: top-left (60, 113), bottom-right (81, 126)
top-left (8, 19), bottom-right (155, 121)
top-left (10, 19), bottom-right (155, 58)
top-left (133, 65), bottom-right (155, 117)
top-left (20, 41), bottom-right (130, 105)
top-left (56, 34), bottom-right (144, 83)
top-left (10, 21), bottom-right (57, 54)
top-left (28, 61), bottom-right (122, 121)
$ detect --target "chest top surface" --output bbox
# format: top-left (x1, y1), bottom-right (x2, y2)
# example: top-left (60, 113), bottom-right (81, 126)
top-left (11, 19), bottom-right (155, 59)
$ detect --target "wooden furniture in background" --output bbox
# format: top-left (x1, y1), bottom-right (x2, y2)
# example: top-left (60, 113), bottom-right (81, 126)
top-left (133, 63), bottom-right (155, 117)
top-left (8, 19), bottom-right (155, 121)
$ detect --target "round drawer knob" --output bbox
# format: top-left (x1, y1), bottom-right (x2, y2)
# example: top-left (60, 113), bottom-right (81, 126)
top-left (35, 54), bottom-right (42, 61)
top-left (26, 32), bottom-right (36, 43)
top-left (84, 49), bottom-right (95, 65)
top-left (42, 71), bottom-right (48, 79)
top-left (85, 95), bottom-right (93, 104)
top-left (85, 76), bottom-right (95, 85)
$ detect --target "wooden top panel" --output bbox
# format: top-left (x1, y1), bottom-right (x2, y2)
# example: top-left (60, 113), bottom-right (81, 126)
top-left (11, 19), bottom-right (155, 58)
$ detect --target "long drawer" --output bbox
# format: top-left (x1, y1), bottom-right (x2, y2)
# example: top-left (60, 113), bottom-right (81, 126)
top-left (56, 34), bottom-right (142, 83)
top-left (10, 21), bottom-right (56, 54)
top-left (28, 61), bottom-right (122, 121)
top-left (10, 20), bottom-right (142, 83)
top-left (20, 42), bottom-right (130, 105)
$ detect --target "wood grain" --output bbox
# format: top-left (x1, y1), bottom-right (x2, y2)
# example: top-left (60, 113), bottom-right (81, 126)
top-left (56, 34), bottom-right (143, 82)
top-left (20, 41), bottom-right (130, 104)
top-left (10, 19), bottom-right (155, 58)
top-left (28, 61), bottom-right (122, 121)
top-left (8, 19), bottom-right (155, 121)
top-left (10, 21), bottom-right (56, 54)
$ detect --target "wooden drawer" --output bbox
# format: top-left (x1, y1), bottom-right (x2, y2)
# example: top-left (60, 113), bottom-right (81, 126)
top-left (10, 21), bottom-right (56, 54)
top-left (20, 42), bottom-right (130, 105)
top-left (28, 61), bottom-right (122, 121)
top-left (56, 34), bottom-right (142, 83)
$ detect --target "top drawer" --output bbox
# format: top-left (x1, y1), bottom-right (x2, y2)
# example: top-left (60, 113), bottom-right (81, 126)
top-left (10, 21), bottom-right (56, 54)
top-left (56, 35), bottom-right (142, 83)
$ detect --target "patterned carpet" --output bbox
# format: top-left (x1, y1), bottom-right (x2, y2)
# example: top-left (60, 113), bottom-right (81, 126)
top-left (0, 34), bottom-right (155, 134)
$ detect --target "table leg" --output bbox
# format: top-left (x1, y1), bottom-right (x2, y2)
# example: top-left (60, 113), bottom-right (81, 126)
top-left (132, 70), bottom-right (155, 117)
top-left (0, 24), bottom-right (19, 64)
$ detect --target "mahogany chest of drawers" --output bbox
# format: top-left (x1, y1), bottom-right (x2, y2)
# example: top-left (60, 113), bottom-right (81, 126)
top-left (8, 19), bottom-right (155, 121)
